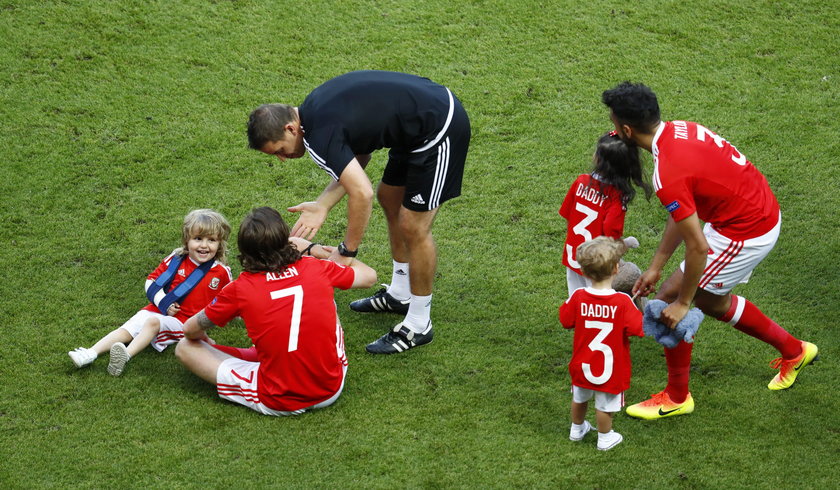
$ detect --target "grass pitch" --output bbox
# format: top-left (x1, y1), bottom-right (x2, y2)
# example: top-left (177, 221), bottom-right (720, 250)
top-left (1, 1), bottom-right (838, 488)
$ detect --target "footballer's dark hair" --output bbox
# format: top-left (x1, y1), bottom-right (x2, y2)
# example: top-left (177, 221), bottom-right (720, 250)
top-left (237, 206), bottom-right (301, 273)
top-left (247, 103), bottom-right (298, 150)
top-left (591, 131), bottom-right (653, 207)
top-left (601, 81), bottom-right (661, 134)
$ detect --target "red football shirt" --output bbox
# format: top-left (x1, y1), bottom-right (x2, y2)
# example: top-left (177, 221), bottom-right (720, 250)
top-left (559, 288), bottom-right (643, 394)
top-left (204, 256), bottom-right (355, 412)
top-left (652, 121), bottom-right (780, 240)
top-left (143, 252), bottom-right (232, 323)
top-left (559, 173), bottom-right (626, 274)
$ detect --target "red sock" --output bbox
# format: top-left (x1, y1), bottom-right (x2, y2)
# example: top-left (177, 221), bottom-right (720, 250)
top-left (717, 295), bottom-right (801, 359)
top-left (664, 341), bottom-right (693, 403)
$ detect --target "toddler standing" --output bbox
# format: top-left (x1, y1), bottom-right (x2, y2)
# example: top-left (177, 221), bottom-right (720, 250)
top-left (559, 236), bottom-right (643, 450)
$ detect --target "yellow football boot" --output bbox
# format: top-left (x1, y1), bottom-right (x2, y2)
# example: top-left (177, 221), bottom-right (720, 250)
top-left (768, 341), bottom-right (819, 390)
top-left (626, 391), bottom-right (694, 420)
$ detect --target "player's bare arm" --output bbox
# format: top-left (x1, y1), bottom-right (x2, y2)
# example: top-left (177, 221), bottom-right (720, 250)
top-left (289, 237), bottom-right (336, 260)
top-left (289, 154), bottom-right (373, 240)
top-left (183, 310), bottom-right (216, 341)
top-left (634, 217), bottom-right (684, 297)
top-left (660, 213), bottom-right (708, 328)
top-left (328, 159), bottom-right (373, 265)
top-left (349, 258), bottom-right (378, 288)
top-left (289, 182), bottom-right (344, 240)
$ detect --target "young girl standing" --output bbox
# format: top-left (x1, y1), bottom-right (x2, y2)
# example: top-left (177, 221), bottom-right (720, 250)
top-left (68, 209), bottom-right (232, 376)
top-left (559, 131), bottom-right (651, 296)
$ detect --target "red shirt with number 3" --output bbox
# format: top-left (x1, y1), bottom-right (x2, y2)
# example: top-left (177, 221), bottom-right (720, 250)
top-left (559, 288), bottom-right (643, 394)
top-left (652, 121), bottom-right (780, 240)
top-left (559, 174), bottom-right (626, 275)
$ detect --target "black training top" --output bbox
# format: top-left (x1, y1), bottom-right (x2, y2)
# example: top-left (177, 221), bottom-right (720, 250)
top-left (298, 70), bottom-right (451, 180)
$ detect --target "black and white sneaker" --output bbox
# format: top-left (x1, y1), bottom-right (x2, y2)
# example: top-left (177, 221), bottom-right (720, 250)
top-left (366, 322), bottom-right (434, 354)
top-left (349, 285), bottom-right (410, 315)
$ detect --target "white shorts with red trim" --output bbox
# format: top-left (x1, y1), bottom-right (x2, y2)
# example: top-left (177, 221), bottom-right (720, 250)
top-left (681, 214), bottom-right (781, 296)
top-left (118, 309), bottom-right (185, 352)
top-left (572, 385), bottom-right (624, 413)
top-left (215, 357), bottom-right (346, 416)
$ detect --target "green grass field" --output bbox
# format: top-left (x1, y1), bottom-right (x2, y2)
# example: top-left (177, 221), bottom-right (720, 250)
top-left (1, 0), bottom-right (838, 488)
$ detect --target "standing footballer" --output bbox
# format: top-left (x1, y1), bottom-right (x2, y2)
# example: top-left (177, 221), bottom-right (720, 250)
top-left (247, 71), bottom-right (470, 354)
top-left (602, 82), bottom-right (818, 419)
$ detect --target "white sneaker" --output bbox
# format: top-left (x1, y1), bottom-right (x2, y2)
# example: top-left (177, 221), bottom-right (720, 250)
top-left (569, 420), bottom-right (593, 441)
top-left (68, 347), bottom-right (97, 368)
top-left (597, 431), bottom-right (623, 451)
top-left (107, 343), bottom-right (131, 376)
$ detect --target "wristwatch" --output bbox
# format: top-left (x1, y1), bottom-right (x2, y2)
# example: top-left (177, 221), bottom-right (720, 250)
top-left (337, 241), bottom-right (358, 258)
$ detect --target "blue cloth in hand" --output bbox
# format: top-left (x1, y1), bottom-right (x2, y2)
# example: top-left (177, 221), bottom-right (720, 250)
top-left (643, 299), bottom-right (704, 349)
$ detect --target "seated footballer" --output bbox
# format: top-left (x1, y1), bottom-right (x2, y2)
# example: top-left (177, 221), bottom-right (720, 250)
top-left (175, 207), bottom-right (376, 415)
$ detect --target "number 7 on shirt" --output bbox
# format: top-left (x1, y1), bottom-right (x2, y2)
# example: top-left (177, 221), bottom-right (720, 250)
top-left (270, 285), bottom-right (304, 352)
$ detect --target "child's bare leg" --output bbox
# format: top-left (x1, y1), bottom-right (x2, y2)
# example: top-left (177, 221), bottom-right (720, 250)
top-left (595, 410), bottom-right (614, 433)
top-left (595, 409), bottom-right (623, 450)
top-left (125, 317), bottom-right (161, 357)
top-left (571, 401), bottom-right (588, 425)
top-left (90, 328), bottom-right (133, 355)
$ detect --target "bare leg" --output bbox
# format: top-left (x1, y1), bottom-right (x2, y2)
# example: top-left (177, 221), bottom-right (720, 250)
top-left (595, 410), bottom-right (614, 433)
top-left (655, 268), bottom-right (682, 302)
top-left (571, 401), bottom-right (588, 425)
top-left (656, 268), bottom-right (732, 317)
top-left (377, 182), bottom-right (409, 263)
top-left (125, 317), bottom-right (161, 357)
top-left (398, 206), bottom-right (438, 296)
top-left (175, 338), bottom-right (235, 384)
top-left (90, 328), bottom-right (133, 355)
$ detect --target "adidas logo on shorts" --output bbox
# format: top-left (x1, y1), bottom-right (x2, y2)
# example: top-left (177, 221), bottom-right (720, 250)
top-left (411, 194), bottom-right (426, 205)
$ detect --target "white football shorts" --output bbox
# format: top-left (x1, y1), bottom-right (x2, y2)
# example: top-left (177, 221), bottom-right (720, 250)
top-left (572, 385), bottom-right (624, 413)
top-left (118, 309), bottom-right (185, 352)
top-left (216, 357), bottom-right (346, 416)
top-left (681, 213), bottom-right (781, 295)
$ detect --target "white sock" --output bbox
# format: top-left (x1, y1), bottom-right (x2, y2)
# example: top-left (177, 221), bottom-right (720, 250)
top-left (403, 293), bottom-right (432, 333)
top-left (386, 261), bottom-right (410, 300)
top-left (572, 422), bottom-right (585, 431)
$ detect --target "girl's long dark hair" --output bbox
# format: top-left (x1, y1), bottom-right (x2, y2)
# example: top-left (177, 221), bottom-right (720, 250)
top-left (590, 131), bottom-right (652, 207)
top-left (237, 207), bottom-right (301, 273)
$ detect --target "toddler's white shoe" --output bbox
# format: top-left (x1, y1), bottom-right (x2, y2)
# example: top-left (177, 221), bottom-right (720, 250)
top-left (107, 343), bottom-right (131, 376)
top-left (569, 420), bottom-right (593, 441)
top-left (597, 431), bottom-right (623, 451)
top-left (68, 347), bottom-right (97, 368)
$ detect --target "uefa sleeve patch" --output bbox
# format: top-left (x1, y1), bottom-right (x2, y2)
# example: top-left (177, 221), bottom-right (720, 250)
top-left (665, 200), bottom-right (680, 213)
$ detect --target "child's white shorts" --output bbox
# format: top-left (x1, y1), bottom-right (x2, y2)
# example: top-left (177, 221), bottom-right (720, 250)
top-left (572, 385), bottom-right (624, 413)
top-left (216, 357), bottom-right (346, 416)
top-left (566, 268), bottom-right (591, 298)
top-left (681, 214), bottom-right (781, 295)
top-left (118, 309), bottom-right (185, 352)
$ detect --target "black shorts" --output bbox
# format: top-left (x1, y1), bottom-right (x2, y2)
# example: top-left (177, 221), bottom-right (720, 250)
top-left (381, 95), bottom-right (470, 211)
